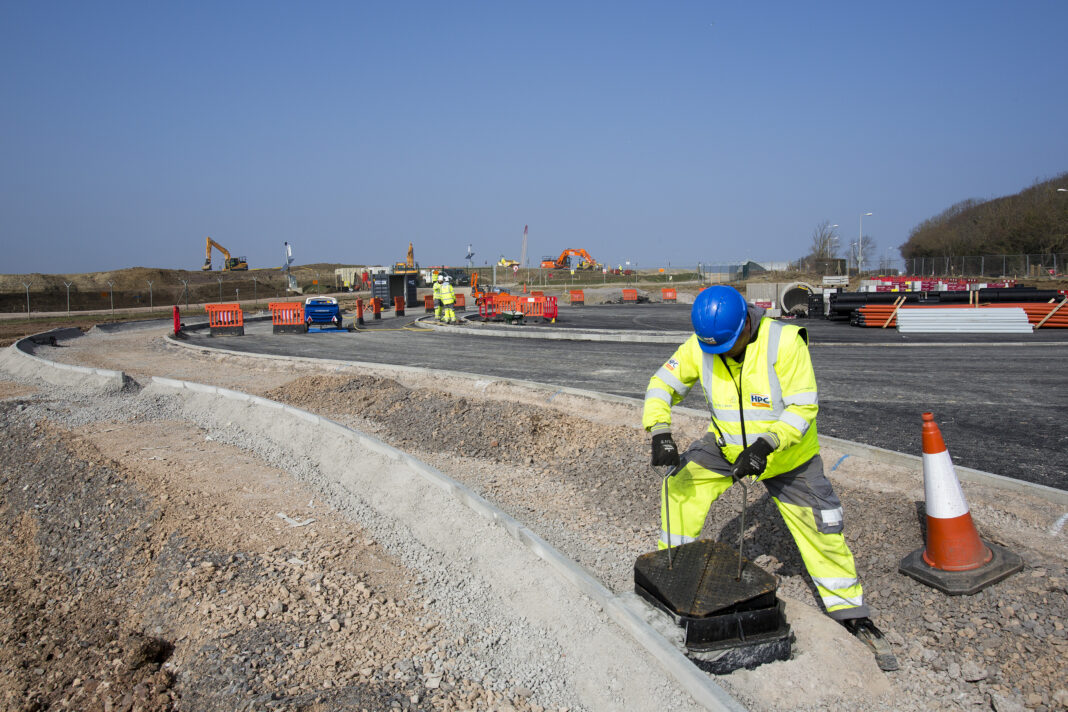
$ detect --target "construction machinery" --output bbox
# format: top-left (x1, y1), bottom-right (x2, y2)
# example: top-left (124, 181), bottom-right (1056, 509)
top-left (497, 256), bottom-right (520, 268)
top-left (540, 248), bottom-right (601, 270)
top-left (393, 242), bottom-right (420, 275)
top-left (202, 237), bottom-right (248, 271)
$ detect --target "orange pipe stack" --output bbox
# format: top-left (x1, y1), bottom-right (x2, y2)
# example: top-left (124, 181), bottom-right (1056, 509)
top-left (852, 301), bottom-right (1068, 328)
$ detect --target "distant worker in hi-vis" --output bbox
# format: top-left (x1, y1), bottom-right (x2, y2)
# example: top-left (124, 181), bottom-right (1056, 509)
top-left (643, 285), bottom-right (897, 670)
top-left (432, 274), bottom-right (444, 321)
top-left (440, 276), bottom-right (457, 324)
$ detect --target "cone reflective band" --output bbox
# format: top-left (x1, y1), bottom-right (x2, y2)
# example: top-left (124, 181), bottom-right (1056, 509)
top-left (900, 412), bottom-right (1022, 595)
top-left (919, 413), bottom-right (991, 571)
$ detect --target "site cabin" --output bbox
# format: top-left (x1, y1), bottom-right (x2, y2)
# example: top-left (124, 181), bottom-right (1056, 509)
top-left (304, 297), bottom-right (343, 330)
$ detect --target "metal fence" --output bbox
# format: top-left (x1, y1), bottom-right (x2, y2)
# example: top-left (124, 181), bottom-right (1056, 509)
top-left (902, 254), bottom-right (1067, 279)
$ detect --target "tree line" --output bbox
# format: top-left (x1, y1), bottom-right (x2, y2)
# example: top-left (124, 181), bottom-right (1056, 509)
top-left (900, 172), bottom-right (1068, 258)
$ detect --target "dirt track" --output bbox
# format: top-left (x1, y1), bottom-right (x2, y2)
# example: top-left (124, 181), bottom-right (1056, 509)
top-left (1, 326), bottom-right (1067, 711)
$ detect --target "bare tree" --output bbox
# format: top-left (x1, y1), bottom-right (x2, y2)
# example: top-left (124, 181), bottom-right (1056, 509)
top-left (809, 220), bottom-right (839, 260)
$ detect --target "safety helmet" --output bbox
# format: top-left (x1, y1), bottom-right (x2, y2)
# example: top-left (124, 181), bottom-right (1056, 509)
top-left (691, 286), bottom-right (748, 354)
top-left (437, 274), bottom-right (444, 283)
top-left (444, 276), bottom-right (452, 283)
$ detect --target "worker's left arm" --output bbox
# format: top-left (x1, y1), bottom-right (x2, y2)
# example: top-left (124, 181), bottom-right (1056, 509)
top-left (765, 331), bottom-right (819, 450)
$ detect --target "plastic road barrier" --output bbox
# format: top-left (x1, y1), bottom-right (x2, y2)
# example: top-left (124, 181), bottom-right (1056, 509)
top-left (662, 288), bottom-right (677, 303)
top-left (623, 288), bottom-right (638, 303)
top-left (206, 303), bottom-right (244, 336)
top-left (570, 290), bottom-right (585, 306)
top-left (454, 293), bottom-right (466, 311)
top-left (355, 299), bottom-right (365, 326)
top-left (269, 302), bottom-right (306, 334)
top-left (424, 295), bottom-right (435, 313)
top-left (372, 297), bottom-right (382, 320)
top-left (394, 296), bottom-right (405, 317)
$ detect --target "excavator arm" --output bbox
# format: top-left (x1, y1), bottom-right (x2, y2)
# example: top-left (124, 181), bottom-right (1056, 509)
top-left (203, 237), bottom-right (232, 270)
top-left (545, 248), bottom-right (600, 270)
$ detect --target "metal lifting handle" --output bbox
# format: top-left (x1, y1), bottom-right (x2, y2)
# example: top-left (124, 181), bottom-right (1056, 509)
top-left (658, 465), bottom-right (680, 570)
top-left (736, 476), bottom-right (749, 581)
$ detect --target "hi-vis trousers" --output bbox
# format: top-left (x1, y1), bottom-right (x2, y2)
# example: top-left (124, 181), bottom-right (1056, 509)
top-left (659, 434), bottom-right (869, 621)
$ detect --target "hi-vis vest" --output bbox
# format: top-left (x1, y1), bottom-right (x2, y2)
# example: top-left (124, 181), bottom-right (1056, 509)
top-left (433, 282), bottom-right (443, 300)
top-left (643, 315), bottom-right (820, 476)
top-left (441, 282), bottom-right (455, 305)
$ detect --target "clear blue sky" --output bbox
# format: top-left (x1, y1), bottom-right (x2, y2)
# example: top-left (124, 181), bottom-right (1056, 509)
top-left (2, 1), bottom-right (1066, 274)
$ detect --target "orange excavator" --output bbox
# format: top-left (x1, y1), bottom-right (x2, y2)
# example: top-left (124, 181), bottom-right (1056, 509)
top-left (202, 237), bottom-right (248, 271)
top-left (540, 248), bottom-right (601, 270)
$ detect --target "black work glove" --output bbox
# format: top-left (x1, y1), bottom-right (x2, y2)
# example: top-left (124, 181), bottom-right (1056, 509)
top-left (651, 433), bottom-right (680, 467)
top-left (731, 438), bottom-right (775, 479)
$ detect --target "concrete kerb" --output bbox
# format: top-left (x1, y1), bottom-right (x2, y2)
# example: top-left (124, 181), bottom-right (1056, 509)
top-left (415, 315), bottom-right (690, 343)
top-left (5, 330), bottom-right (127, 392)
top-left (147, 375), bottom-right (745, 712)
top-left (164, 332), bottom-right (1067, 507)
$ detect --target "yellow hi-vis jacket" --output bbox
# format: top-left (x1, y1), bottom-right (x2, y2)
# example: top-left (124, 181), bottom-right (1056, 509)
top-left (432, 281), bottom-right (443, 301)
top-left (441, 282), bottom-right (456, 305)
top-left (643, 307), bottom-right (820, 477)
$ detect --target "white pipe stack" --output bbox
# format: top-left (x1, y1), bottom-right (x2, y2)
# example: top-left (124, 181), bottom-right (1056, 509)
top-left (897, 307), bottom-right (1032, 333)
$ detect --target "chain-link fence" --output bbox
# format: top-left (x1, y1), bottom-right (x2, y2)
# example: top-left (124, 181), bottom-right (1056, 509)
top-left (0, 274), bottom-right (296, 315)
top-left (902, 254), bottom-right (1066, 279)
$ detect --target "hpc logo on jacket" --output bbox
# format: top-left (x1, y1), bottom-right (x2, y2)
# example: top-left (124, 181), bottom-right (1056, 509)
top-left (750, 393), bottom-right (772, 408)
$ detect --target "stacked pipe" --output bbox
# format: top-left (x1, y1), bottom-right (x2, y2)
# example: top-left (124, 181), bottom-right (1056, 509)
top-left (851, 302), bottom-right (1068, 328)
top-left (829, 287), bottom-right (1063, 320)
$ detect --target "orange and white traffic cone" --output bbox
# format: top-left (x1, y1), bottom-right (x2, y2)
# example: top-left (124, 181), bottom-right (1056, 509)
top-left (899, 412), bottom-right (1022, 595)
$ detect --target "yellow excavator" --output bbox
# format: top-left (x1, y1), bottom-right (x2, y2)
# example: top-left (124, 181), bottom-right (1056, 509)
top-left (202, 237), bottom-right (248, 271)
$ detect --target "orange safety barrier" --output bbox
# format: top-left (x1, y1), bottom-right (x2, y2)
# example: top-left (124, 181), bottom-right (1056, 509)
top-left (622, 288), bottom-right (638, 303)
top-left (662, 288), bottom-right (677, 303)
top-left (269, 302), bottom-right (306, 334)
top-left (570, 289), bottom-right (584, 306)
top-left (424, 295), bottom-right (435, 313)
top-left (355, 298), bottom-right (365, 325)
top-left (394, 296), bottom-right (405, 316)
top-left (372, 297), bottom-right (382, 320)
top-left (454, 293), bottom-right (465, 311)
top-left (531, 290), bottom-right (544, 297)
top-left (206, 303), bottom-right (244, 336)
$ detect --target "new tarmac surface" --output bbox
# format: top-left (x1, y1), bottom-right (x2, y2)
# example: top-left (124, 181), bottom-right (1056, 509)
top-left (184, 304), bottom-right (1068, 491)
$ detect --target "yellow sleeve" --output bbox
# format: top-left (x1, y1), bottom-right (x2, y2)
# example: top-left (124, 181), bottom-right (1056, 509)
top-left (642, 336), bottom-right (702, 434)
top-left (767, 330), bottom-right (818, 450)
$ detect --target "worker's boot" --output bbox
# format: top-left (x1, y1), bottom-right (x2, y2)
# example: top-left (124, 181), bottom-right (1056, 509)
top-left (842, 617), bottom-right (899, 672)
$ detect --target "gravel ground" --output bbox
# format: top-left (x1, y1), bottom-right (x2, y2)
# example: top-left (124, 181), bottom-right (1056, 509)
top-left (2, 327), bottom-right (1067, 711)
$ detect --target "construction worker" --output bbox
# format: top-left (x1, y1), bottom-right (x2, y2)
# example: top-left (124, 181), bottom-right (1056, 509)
top-left (643, 285), bottom-right (897, 670)
top-left (441, 276), bottom-right (457, 324)
top-left (432, 274), bottom-right (444, 321)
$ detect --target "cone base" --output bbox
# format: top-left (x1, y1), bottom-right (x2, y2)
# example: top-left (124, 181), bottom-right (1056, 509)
top-left (899, 542), bottom-right (1023, 595)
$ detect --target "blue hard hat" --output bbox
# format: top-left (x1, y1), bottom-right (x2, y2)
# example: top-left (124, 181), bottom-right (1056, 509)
top-left (691, 286), bottom-right (748, 354)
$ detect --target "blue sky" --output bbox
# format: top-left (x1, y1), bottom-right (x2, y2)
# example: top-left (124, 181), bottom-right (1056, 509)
top-left (2, 1), bottom-right (1066, 274)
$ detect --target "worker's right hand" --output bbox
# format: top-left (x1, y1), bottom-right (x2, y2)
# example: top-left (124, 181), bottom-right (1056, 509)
top-left (651, 433), bottom-right (680, 467)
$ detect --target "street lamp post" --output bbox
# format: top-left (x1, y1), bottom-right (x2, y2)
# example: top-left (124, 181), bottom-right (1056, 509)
top-left (64, 281), bottom-right (72, 315)
top-left (107, 281), bottom-right (114, 312)
top-left (147, 280), bottom-right (154, 309)
top-left (858, 212), bottom-right (872, 278)
top-left (22, 282), bottom-right (30, 315)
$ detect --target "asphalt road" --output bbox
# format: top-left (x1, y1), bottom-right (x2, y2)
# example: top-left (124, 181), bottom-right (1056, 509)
top-left (187, 305), bottom-right (1068, 491)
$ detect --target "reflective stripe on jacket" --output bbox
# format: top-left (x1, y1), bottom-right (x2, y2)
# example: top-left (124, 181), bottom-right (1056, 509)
top-left (433, 282), bottom-right (442, 299)
top-left (642, 306), bottom-right (820, 477)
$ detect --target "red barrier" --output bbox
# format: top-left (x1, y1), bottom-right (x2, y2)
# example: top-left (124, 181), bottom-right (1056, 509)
top-left (372, 297), bottom-right (382, 320)
top-left (661, 288), bottom-right (677, 303)
top-left (622, 289), bottom-right (638, 303)
top-left (454, 293), bottom-right (466, 311)
top-left (569, 290), bottom-right (584, 306)
top-left (173, 305), bottom-right (181, 335)
top-left (206, 303), bottom-right (244, 336)
top-left (394, 296), bottom-right (405, 316)
top-left (269, 302), bottom-right (306, 334)
top-left (424, 295), bottom-right (435, 313)
top-left (355, 298), bottom-right (365, 325)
